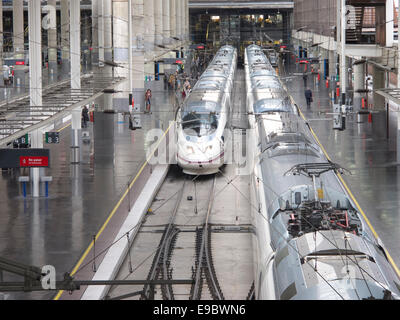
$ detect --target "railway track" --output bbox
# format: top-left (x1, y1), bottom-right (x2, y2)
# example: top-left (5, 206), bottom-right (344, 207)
top-left (105, 69), bottom-right (254, 300)
top-left (106, 169), bottom-right (232, 300)
top-left (191, 176), bottom-right (224, 300)
top-left (140, 178), bottom-right (187, 300)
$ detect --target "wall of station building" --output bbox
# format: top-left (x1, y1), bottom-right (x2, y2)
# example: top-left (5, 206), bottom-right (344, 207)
top-left (189, 9), bottom-right (293, 60)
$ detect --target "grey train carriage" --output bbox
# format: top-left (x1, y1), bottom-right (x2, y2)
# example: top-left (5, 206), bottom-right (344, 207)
top-left (245, 44), bottom-right (400, 300)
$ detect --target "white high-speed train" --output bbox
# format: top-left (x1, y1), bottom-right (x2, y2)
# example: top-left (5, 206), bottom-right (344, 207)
top-left (176, 45), bottom-right (237, 175)
top-left (245, 44), bottom-right (400, 300)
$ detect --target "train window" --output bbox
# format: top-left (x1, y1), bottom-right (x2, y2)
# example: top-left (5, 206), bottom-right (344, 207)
top-left (182, 113), bottom-right (218, 137)
top-left (254, 98), bottom-right (293, 113)
top-left (268, 143), bottom-right (319, 158)
top-left (266, 132), bottom-right (312, 145)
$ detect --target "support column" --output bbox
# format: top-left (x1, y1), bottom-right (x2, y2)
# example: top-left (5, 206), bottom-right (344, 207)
top-left (386, 0), bottom-right (394, 48)
top-left (103, 0), bottom-right (113, 110)
top-left (70, 0), bottom-right (81, 164)
top-left (98, 0), bottom-right (105, 64)
top-left (61, 0), bottom-right (70, 74)
top-left (82, 11), bottom-right (91, 70)
top-left (163, 0), bottom-right (171, 45)
top-left (144, 0), bottom-right (155, 79)
top-left (398, 6), bottom-right (400, 162)
top-left (154, 0), bottom-right (163, 80)
top-left (185, 0), bottom-right (189, 41)
top-left (170, 0), bottom-right (176, 44)
top-left (339, 0), bottom-right (346, 105)
top-left (353, 61), bottom-right (366, 111)
top-left (176, 0), bottom-right (182, 42)
top-left (13, 0), bottom-right (25, 88)
top-left (154, 0), bottom-right (163, 47)
top-left (132, 0), bottom-right (145, 111)
top-left (28, 1), bottom-right (43, 198)
top-left (47, 0), bottom-right (58, 81)
top-left (113, 0), bottom-right (130, 112)
top-left (0, 0), bottom-right (3, 87)
top-left (92, 0), bottom-right (99, 65)
top-left (104, 0), bottom-right (113, 62)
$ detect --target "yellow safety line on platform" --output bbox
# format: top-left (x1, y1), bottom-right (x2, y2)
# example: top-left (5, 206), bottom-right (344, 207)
top-left (292, 97), bottom-right (400, 278)
top-left (56, 122), bottom-right (71, 132)
top-left (54, 121), bottom-right (174, 300)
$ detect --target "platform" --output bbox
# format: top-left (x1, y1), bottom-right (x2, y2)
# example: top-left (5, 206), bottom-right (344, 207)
top-left (0, 83), bottom-right (176, 300)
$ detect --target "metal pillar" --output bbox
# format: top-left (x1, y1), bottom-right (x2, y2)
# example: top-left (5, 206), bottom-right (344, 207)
top-left (71, 0), bottom-right (81, 163)
top-left (163, 0), bottom-right (171, 45)
top-left (13, 0), bottom-right (25, 89)
top-left (61, 0), bottom-right (70, 74)
top-left (46, 0), bottom-right (58, 81)
top-left (28, 1), bottom-right (43, 198)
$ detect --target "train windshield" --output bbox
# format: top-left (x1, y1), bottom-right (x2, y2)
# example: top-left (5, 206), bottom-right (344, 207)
top-left (255, 97), bottom-right (293, 113)
top-left (181, 112), bottom-right (218, 137)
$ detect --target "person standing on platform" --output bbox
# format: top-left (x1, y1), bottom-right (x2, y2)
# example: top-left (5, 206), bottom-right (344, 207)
top-left (145, 89), bottom-right (152, 113)
top-left (305, 88), bottom-right (313, 109)
top-left (164, 74), bottom-right (168, 90)
top-left (82, 105), bottom-right (89, 128)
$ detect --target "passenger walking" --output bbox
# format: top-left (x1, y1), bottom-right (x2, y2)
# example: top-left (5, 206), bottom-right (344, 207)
top-left (305, 88), bottom-right (313, 109)
top-left (182, 78), bottom-right (191, 99)
top-left (81, 105), bottom-right (89, 128)
top-left (145, 89), bottom-right (152, 113)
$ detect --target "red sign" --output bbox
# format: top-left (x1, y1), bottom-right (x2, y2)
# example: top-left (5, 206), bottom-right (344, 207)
top-left (197, 45), bottom-right (205, 49)
top-left (15, 61), bottom-right (25, 65)
top-left (175, 60), bottom-right (183, 64)
top-left (299, 60), bottom-right (309, 64)
top-left (280, 45), bottom-right (287, 49)
top-left (19, 156), bottom-right (49, 167)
